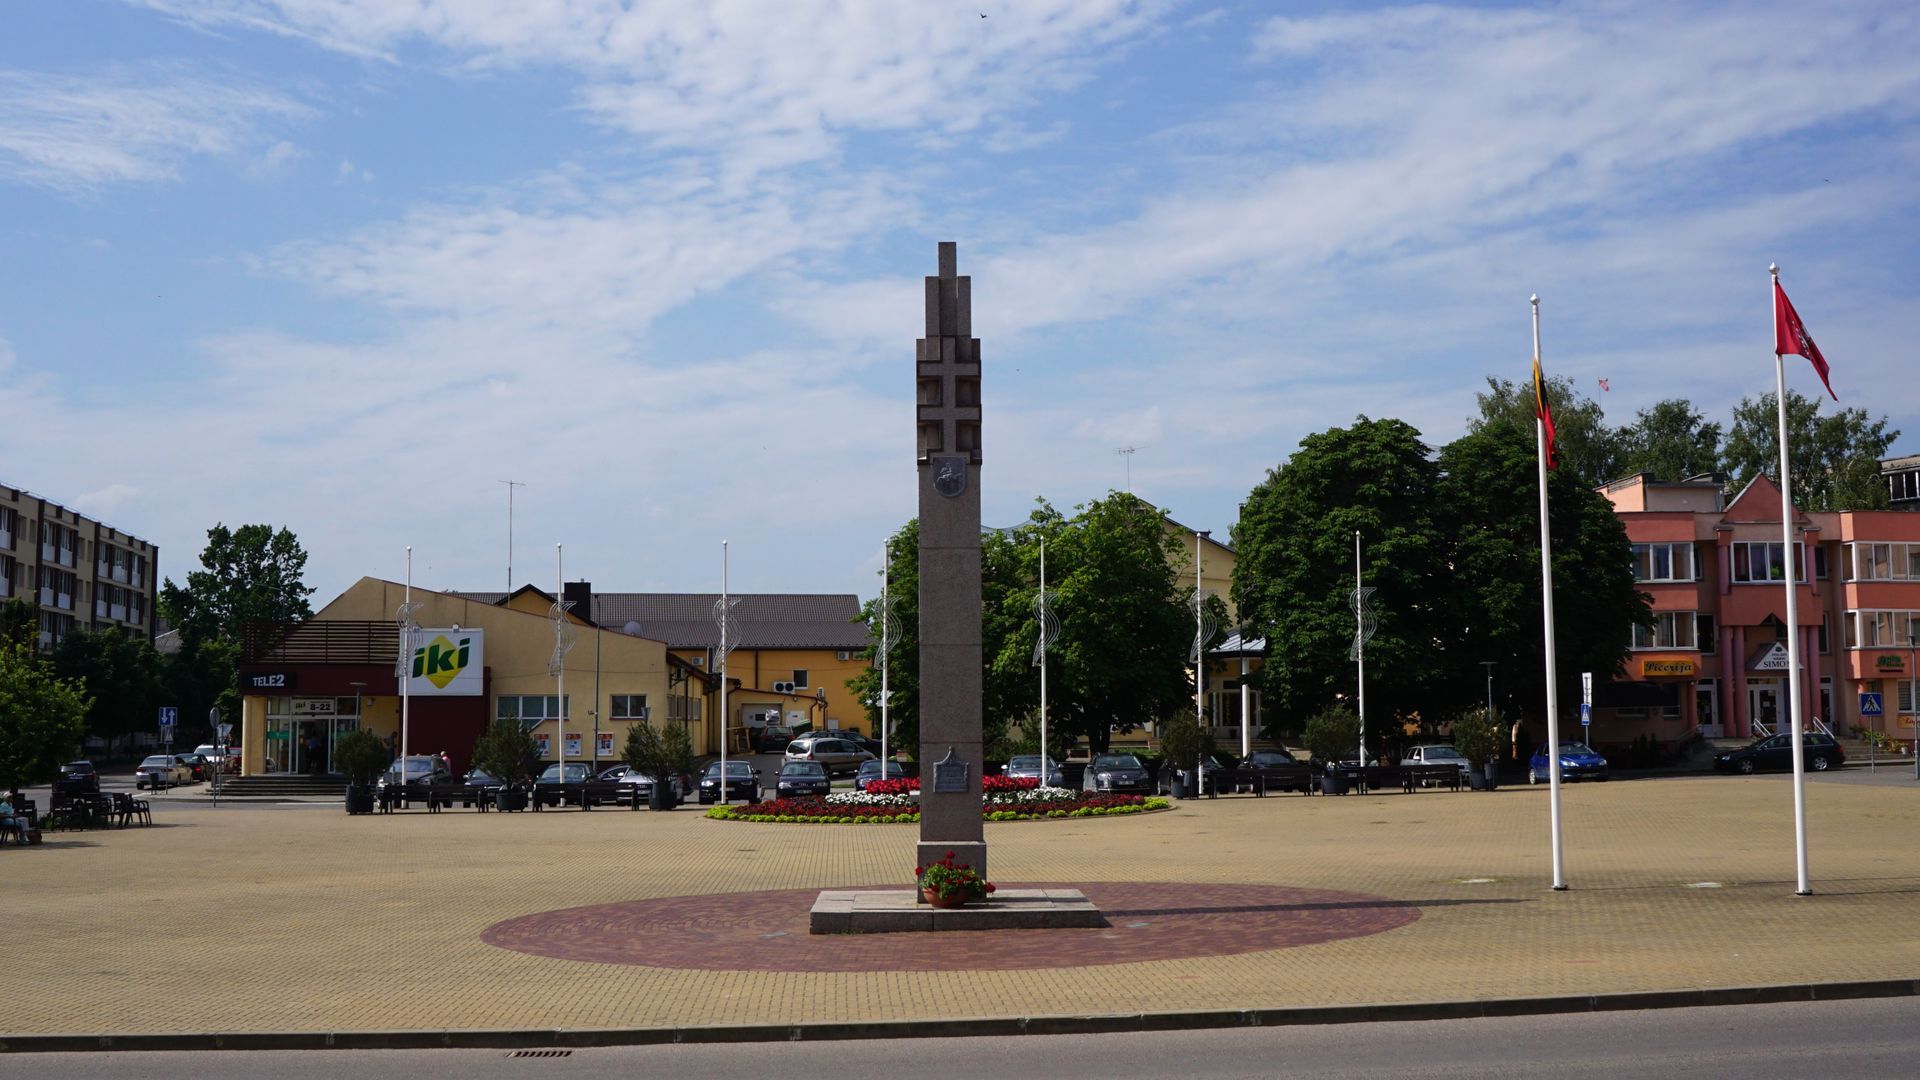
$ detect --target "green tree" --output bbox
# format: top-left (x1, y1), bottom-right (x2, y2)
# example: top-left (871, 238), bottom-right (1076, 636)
top-left (0, 641), bottom-right (90, 789)
top-left (1472, 374), bottom-right (1625, 487)
top-left (1232, 417), bottom-right (1452, 734)
top-left (0, 597), bottom-right (36, 649)
top-left (848, 521), bottom-right (921, 758)
top-left (161, 637), bottom-right (238, 746)
top-left (1436, 425), bottom-right (1648, 734)
top-left (51, 629), bottom-right (163, 758)
top-left (159, 523), bottom-right (316, 646)
top-left (1048, 492), bottom-right (1201, 753)
top-left (1721, 390), bottom-right (1899, 511)
top-left (1616, 399), bottom-right (1723, 482)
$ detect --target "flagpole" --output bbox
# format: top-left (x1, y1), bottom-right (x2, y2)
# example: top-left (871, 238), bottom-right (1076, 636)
top-left (556, 543), bottom-right (565, 776)
top-left (720, 539), bottom-right (730, 807)
top-left (880, 541), bottom-right (891, 770)
top-left (402, 546), bottom-right (412, 788)
top-left (1534, 295), bottom-right (1567, 891)
top-left (1354, 530), bottom-right (1365, 770)
top-left (1038, 536), bottom-right (1048, 785)
top-left (1772, 263), bottom-right (1812, 896)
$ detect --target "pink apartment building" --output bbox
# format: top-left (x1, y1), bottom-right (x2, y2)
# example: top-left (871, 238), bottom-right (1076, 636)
top-left (1600, 472), bottom-right (1920, 748)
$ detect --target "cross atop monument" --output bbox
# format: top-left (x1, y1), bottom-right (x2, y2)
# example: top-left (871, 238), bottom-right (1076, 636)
top-left (917, 241), bottom-right (981, 466)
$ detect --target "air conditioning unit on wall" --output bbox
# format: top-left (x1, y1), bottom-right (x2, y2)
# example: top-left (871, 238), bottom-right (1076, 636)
top-left (773, 681), bottom-right (795, 694)
top-left (836, 650), bottom-right (852, 661)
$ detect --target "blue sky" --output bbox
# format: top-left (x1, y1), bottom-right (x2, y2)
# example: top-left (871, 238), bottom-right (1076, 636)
top-left (3, 1), bottom-right (1916, 605)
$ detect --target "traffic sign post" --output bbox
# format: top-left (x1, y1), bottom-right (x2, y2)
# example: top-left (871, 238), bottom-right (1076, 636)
top-left (1580, 673), bottom-right (1593, 734)
top-left (158, 706), bottom-right (177, 751)
top-left (1859, 692), bottom-right (1884, 717)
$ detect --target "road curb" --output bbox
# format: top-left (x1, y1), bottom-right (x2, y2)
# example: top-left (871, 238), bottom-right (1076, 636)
top-left (3, 978), bottom-right (1915, 1053)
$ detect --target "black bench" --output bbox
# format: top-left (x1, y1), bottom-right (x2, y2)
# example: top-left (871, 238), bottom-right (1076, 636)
top-left (1208, 766), bottom-right (1317, 796)
top-left (532, 781), bottom-right (644, 810)
top-left (378, 784), bottom-right (470, 813)
top-left (1400, 765), bottom-right (1464, 792)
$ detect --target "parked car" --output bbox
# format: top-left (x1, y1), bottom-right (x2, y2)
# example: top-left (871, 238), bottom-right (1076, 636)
top-left (1322, 747), bottom-right (1380, 774)
top-left (1527, 742), bottom-right (1610, 784)
top-left (1233, 749), bottom-right (1309, 792)
top-left (135, 754), bottom-right (192, 789)
top-left (1713, 732), bottom-right (1845, 774)
top-left (1402, 744), bottom-right (1473, 783)
top-left (853, 759), bottom-right (909, 791)
top-left (463, 768), bottom-right (504, 794)
top-left (1160, 753), bottom-right (1231, 794)
top-left (698, 760), bottom-right (762, 804)
top-left (775, 760), bottom-right (832, 798)
top-left (56, 760), bottom-right (100, 795)
top-left (597, 763), bottom-right (687, 798)
top-left (754, 725), bottom-right (795, 752)
top-left (191, 744), bottom-right (240, 775)
top-left (784, 736), bottom-right (876, 776)
top-left (532, 762), bottom-right (595, 806)
top-left (376, 755), bottom-right (453, 793)
top-left (1082, 753), bottom-right (1153, 795)
top-left (174, 753), bottom-right (209, 783)
top-left (1001, 755), bottom-right (1065, 787)
top-left (841, 732), bottom-right (886, 758)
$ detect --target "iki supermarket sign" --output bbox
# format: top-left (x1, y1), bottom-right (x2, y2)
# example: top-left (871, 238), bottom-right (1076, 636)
top-left (405, 629), bottom-right (484, 696)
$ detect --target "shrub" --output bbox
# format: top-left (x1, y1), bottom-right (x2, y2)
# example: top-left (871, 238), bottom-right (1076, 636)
top-left (471, 716), bottom-right (539, 787)
top-left (1301, 704), bottom-right (1361, 765)
top-left (333, 728), bottom-right (390, 787)
top-left (1448, 707), bottom-right (1502, 765)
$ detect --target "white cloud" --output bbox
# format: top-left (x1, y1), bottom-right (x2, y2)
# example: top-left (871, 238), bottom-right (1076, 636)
top-left (0, 65), bottom-right (310, 190)
top-left (132, 1), bottom-right (1169, 176)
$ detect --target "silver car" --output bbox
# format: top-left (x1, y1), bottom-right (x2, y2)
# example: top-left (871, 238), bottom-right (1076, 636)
top-left (1402, 744), bottom-right (1472, 785)
top-left (784, 736), bottom-right (876, 777)
top-left (135, 754), bottom-right (192, 789)
top-left (1001, 755), bottom-right (1064, 787)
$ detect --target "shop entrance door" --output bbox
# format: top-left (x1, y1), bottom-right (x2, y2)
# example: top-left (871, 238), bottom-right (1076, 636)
top-left (1748, 682), bottom-right (1781, 736)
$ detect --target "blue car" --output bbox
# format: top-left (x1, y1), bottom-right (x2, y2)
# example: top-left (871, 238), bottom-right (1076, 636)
top-left (1528, 742), bottom-right (1609, 784)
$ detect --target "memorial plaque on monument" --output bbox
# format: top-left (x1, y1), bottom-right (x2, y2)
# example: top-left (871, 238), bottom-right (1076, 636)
top-left (932, 748), bottom-right (969, 794)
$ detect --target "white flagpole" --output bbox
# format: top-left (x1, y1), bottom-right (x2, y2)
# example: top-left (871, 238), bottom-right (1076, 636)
top-left (719, 539), bottom-right (730, 806)
top-left (1534, 295), bottom-right (1567, 891)
top-left (1039, 536), bottom-right (1049, 784)
top-left (555, 543), bottom-right (565, 776)
top-left (402, 546), bottom-right (412, 785)
top-left (1772, 263), bottom-right (1812, 896)
top-left (1354, 530), bottom-right (1365, 769)
top-left (880, 541), bottom-right (890, 770)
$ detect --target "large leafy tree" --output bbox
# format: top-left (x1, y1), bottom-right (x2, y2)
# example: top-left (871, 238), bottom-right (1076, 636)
top-left (159, 524), bottom-right (316, 646)
top-left (1472, 375), bottom-right (1625, 488)
top-left (0, 597), bottom-right (36, 649)
top-left (1721, 390), bottom-right (1899, 511)
top-left (0, 641), bottom-right (90, 789)
top-left (1046, 492), bottom-right (1198, 754)
top-left (1616, 399), bottom-right (1723, 482)
top-left (52, 629), bottom-right (164, 756)
top-left (1436, 426), bottom-right (1649, 736)
top-left (848, 521), bottom-right (921, 756)
top-left (850, 492), bottom-right (1205, 757)
top-left (1232, 417), bottom-right (1452, 735)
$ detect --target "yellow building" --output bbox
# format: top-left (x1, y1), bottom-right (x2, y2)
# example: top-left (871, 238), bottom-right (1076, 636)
top-left (236, 578), bottom-right (698, 776)
top-left (457, 587), bottom-right (874, 757)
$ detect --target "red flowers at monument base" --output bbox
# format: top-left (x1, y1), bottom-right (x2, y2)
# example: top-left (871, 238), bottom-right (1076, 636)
top-left (915, 851), bottom-right (995, 907)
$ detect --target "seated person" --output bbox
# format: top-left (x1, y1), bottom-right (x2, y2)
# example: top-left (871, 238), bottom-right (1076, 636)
top-left (0, 791), bottom-right (30, 842)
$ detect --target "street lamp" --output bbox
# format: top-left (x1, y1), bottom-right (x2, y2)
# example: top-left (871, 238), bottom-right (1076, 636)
top-left (1480, 660), bottom-right (1497, 747)
top-left (1910, 626), bottom-right (1917, 783)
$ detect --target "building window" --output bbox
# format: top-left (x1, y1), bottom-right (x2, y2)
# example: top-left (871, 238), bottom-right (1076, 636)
top-left (1731, 541), bottom-right (1812, 583)
top-left (1818, 611), bottom-right (1830, 654)
top-left (611, 694), bottom-right (648, 719)
top-left (1696, 614), bottom-right (1717, 654)
top-left (1813, 545), bottom-right (1830, 580)
top-left (0, 506), bottom-right (13, 549)
top-left (1631, 542), bottom-right (1696, 582)
top-left (1845, 542), bottom-right (1920, 582)
top-left (1632, 611), bottom-right (1699, 650)
top-left (667, 696), bottom-right (704, 721)
top-left (1900, 680), bottom-right (1917, 714)
top-left (792, 669), bottom-right (809, 689)
top-left (1846, 610), bottom-right (1920, 649)
top-left (497, 695), bottom-right (570, 730)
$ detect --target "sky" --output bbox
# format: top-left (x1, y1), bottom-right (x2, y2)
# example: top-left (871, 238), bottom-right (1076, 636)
top-left (2, 1), bottom-right (1917, 606)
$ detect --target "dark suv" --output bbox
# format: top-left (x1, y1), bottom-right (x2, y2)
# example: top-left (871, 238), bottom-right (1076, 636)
top-left (56, 761), bottom-right (100, 796)
top-left (1713, 732), bottom-right (1845, 774)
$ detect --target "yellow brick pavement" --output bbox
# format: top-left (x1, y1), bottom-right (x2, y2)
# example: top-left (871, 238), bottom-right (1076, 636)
top-left (5, 774), bottom-right (1916, 1036)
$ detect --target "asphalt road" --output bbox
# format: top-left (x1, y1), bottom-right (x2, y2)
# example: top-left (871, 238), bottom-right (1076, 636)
top-left (2, 997), bottom-right (1913, 1079)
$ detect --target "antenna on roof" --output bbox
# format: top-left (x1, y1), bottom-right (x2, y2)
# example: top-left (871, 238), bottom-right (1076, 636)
top-left (1116, 446), bottom-right (1147, 492)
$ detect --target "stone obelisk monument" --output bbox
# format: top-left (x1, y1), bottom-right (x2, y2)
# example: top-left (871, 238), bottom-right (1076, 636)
top-left (916, 241), bottom-right (987, 880)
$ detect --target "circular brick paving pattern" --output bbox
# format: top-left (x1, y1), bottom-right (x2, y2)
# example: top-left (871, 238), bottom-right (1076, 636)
top-left (482, 882), bottom-right (1421, 972)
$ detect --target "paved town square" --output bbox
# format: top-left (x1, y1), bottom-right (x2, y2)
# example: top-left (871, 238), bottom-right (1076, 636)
top-left (5, 772), bottom-right (1915, 1040)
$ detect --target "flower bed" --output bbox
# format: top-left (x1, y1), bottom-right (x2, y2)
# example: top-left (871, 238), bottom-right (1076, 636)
top-left (705, 791), bottom-right (1169, 824)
